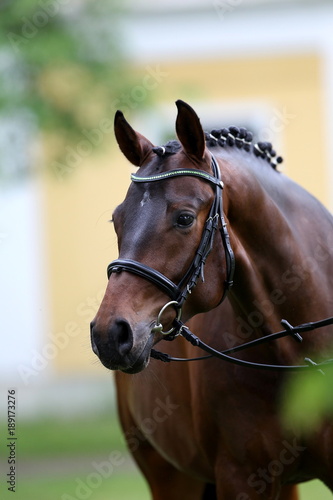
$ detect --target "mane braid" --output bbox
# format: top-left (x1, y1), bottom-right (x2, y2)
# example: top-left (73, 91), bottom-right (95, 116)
top-left (152, 127), bottom-right (283, 170)
top-left (205, 126), bottom-right (283, 170)
top-left (152, 140), bottom-right (181, 157)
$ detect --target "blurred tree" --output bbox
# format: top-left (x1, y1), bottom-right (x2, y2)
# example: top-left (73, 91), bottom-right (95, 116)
top-left (0, 0), bottom-right (131, 181)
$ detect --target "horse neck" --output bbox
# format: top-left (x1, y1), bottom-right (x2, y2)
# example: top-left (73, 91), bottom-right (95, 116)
top-left (219, 152), bottom-right (329, 337)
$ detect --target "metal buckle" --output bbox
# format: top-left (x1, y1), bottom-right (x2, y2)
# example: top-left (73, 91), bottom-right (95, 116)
top-left (151, 301), bottom-right (182, 336)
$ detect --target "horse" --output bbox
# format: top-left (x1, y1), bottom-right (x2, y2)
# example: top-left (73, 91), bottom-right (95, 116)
top-left (90, 100), bottom-right (333, 499)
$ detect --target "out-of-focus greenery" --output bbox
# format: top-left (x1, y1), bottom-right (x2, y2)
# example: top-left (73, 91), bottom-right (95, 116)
top-left (0, 412), bottom-right (126, 458)
top-left (15, 472), bottom-right (150, 500)
top-left (0, 0), bottom-right (132, 180)
top-left (0, 413), bottom-right (331, 500)
top-left (0, 412), bottom-right (150, 500)
top-left (282, 364), bottom-right (333, 432)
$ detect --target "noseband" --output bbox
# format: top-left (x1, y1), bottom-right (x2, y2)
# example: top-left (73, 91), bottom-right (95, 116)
top-left (107, 155), bottom-right (235, 333)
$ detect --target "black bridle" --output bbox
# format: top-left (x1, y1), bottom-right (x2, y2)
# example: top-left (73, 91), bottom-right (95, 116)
top-left (107, 154), bottom-right (235, 311)
top-left (107, 154), bottom-right (333, 373)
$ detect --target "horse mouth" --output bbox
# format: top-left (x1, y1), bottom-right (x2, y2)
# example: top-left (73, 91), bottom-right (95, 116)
top-left (104, 333), bottom-right (155, 374)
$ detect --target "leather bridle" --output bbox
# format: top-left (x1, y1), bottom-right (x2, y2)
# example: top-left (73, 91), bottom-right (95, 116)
top-left (107, 154), bottom-right (235, 332)
top-left (106, 153), bottom-right (333, 373)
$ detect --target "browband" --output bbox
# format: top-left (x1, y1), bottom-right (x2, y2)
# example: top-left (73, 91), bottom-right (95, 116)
top-left (131, 168), bottom-right (224, 188)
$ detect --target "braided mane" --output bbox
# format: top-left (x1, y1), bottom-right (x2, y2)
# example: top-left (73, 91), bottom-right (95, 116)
top-left (153, 126), bottom-right (283, 170)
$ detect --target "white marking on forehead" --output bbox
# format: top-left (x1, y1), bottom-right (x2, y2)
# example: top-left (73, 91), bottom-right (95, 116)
top-left (140, 189), bottom-right (151, 207)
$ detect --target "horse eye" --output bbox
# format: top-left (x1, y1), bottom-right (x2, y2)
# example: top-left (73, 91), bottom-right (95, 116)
top-left (176, 213), bottom-right (195, 228)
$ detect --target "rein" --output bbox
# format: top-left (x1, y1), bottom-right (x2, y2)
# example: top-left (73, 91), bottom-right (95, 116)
top-left (151, 317), bottom-right (333, 374)
top-left (107, 154), bottom-right (333, 373)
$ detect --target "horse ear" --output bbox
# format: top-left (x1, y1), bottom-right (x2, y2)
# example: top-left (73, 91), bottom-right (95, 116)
top-left (114, 110), bottom-right (153, 166)
top-left (175, 100), bottom-right (205, 161)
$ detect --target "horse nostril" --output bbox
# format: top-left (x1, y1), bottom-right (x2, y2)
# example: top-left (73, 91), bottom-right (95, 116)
top-left (90, 318), bottom-right (134, 363)
top-left (114, 319), bottom-right (133, 358)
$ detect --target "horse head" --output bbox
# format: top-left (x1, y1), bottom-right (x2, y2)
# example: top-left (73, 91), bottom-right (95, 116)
top-left (90, 101), bottom-right (232, 373)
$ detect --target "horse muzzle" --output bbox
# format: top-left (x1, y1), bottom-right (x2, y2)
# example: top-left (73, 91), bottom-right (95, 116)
top-left (90, 318), bottom-right (154, 373)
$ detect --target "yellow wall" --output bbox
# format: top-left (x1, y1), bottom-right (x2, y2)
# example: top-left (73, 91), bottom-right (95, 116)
top-left (43, 149), bottom-right (132, 375)
top-left (158, 52), bottom-right (327, 204)
top-left (43, 52), bottom-right (327, 374)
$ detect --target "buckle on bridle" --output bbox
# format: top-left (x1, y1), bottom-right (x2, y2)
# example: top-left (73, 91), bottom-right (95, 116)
top-left (151, 300), bottom-right (182, 336)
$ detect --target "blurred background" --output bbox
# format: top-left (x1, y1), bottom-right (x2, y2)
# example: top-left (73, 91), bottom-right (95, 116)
top-left (1, 0), bottom-right (333, 498)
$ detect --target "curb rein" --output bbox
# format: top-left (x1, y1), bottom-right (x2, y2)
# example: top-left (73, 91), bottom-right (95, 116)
top-left (107, 154), bottom-right (333, 374)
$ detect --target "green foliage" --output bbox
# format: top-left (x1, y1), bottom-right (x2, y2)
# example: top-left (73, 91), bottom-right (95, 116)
top-left (0, 0), bottom-right (125, 126)
top-left (282, 365), bottom-right (333, 432)
top-left (0, 0), bottom-right (131, 180)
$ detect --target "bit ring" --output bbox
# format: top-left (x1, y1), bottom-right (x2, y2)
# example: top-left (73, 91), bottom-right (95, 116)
top-left (151, 301), bottom-right (182, 335)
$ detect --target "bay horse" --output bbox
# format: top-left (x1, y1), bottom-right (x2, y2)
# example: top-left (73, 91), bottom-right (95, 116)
top-left (91, 100), bottom-right (333, 499)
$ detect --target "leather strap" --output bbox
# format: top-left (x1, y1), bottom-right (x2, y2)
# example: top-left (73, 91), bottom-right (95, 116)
top-left (107, 259), bottom-right (181, 300)
top-left (131, 168), bottom-right (224, 188)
